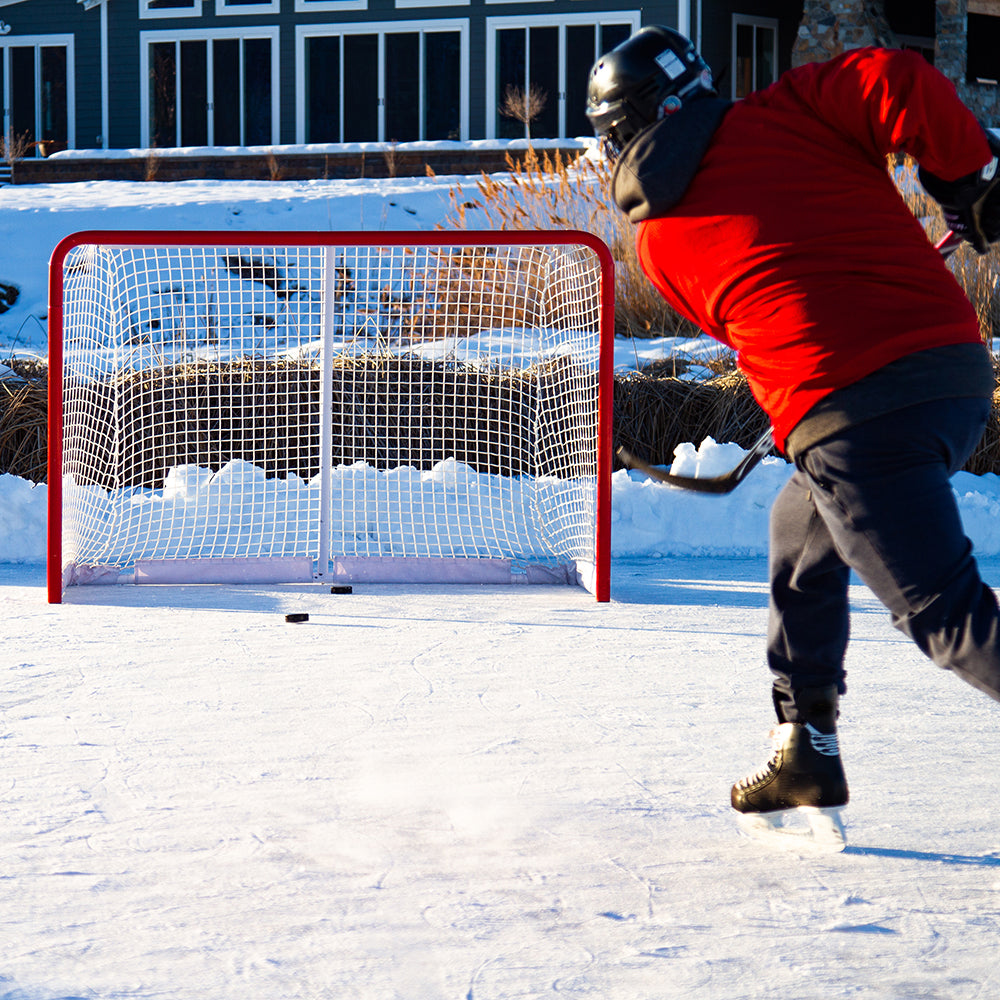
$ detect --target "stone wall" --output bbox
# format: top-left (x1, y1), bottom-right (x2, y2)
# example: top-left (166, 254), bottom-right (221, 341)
top-left (792, 1), bottom-right (897, 65)
top-left (794, 0), bottom-right (1000, 123)
top-left (937, 1), bottom-right (999, 121)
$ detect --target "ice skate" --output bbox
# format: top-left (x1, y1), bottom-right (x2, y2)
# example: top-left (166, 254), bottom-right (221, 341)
top-left (732, 714), bottom-right (849, 853)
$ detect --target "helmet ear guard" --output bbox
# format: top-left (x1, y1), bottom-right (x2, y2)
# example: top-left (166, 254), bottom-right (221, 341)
top-left (586, 25), bottom-right (716, 160)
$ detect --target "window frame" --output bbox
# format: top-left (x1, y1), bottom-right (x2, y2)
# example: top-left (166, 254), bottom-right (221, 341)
top-left (215, 0), bottom-right (281, 16)
top-left (139, 25), bottom-right (280, 148)
top-left (731, 13), bottom-right (779, 100)
top-left (294, 19), bottom-right (470, 144)
top-left (139, 0), bottom-right (204, 20)
top-left (484, 11), bottom-right (640, 140)
top-left (292, 0), bottom-right (366, 13)
top-left (0, 32), bottom-right (76, 154)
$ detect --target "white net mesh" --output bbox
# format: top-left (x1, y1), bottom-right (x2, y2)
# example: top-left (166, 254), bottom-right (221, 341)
top-left (54, 235), bottom-right (609, 593)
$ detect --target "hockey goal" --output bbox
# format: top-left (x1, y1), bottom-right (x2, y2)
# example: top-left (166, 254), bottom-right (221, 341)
top-left (48, 230), bottom-right (613, 603)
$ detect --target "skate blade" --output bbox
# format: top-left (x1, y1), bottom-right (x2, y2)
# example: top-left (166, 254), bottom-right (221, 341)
top-left (737, 806), bottom-right (847, 853)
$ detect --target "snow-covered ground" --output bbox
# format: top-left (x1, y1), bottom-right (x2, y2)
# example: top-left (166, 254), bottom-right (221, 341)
top-left (1, 159), bottom-right (999, 999)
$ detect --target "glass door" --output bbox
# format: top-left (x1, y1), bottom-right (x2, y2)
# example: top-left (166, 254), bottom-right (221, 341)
top-left (1, 40), bottom-right (70, 156)
top-left (487, 17), bottom-right (637, 140)
top-left (302, 27), bottom-right (463, 143)
top-left (146, 31), bottom-right (276, 148)
top-left (733, 16), bottom-right (778, 99)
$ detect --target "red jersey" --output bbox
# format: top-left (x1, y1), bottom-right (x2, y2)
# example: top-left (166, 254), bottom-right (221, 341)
top-left (632, 48), bottom-right (991, 450)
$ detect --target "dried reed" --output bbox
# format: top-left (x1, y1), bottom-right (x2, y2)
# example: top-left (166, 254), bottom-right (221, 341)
top-left (10, 153), bottom-right (1000, 486)
top-left (11, 356), bottom-right (1000, 486)
top-left (51, 354), bottom-right (599, 490)
top-left (439, 147), bottom-right (700, 340)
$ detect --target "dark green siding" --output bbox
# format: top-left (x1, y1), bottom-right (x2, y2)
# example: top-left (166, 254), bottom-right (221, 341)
top-left (3, 0), bottom-right (803, 151)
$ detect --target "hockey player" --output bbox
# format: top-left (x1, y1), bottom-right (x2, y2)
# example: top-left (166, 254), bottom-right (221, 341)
top-left (587, 27), bottom-right (1000, 848)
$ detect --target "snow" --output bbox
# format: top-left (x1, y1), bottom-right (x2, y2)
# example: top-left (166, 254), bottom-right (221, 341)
top-left (1, 161), bottom-right (999, 999)
top-left (48, 137), bottom-right (590, 160)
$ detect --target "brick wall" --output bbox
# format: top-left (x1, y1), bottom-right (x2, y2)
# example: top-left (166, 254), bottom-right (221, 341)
top-left (6, 146), bottom-right (586, 185)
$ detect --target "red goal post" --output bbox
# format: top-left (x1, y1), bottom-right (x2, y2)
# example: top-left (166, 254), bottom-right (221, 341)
top-left (48, 229), bottom-right (614, 603)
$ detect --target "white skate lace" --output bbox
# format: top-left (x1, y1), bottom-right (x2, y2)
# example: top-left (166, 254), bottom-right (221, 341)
top-left (735, 727), bottom-right (783, 789)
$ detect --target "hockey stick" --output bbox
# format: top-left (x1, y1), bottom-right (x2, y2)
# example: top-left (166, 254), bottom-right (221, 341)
top-left (616, 428), bottom-right (775, 494)
top-left (935, 229), bottom-right (963, 259)
top-left (617, 230), bottom-right (958, 494)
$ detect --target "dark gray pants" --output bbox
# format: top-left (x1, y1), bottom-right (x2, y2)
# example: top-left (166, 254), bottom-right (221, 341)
top-left (768, 397), bottom-right (1000, 720)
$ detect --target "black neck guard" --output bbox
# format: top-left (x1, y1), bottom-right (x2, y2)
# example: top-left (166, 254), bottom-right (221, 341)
top-left (611, 97), bottom-right (733, 222)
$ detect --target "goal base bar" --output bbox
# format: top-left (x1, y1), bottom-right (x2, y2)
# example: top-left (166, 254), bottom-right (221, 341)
top-left (60, 556), bottom-right (597, 593)
top-left (328, 556), bottom-right (591, 588)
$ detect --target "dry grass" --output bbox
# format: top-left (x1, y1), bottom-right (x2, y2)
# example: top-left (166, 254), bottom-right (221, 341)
top-left (11, 153), bottom-right (1000, 485)
top-left (612, 368), bottom-right (770, 467)
top-left (966, 355), bottom-right (1000, 476)
top-left (894, 155), bottom-right (1000, 343)
top-left (384, 246), bottom-right (549, 342)
top-left (41, 354), bottom-right (601, 489)
top-left (0, 131), bottom-right (33, 166)
top-left (11, 354), bottom-right (1000, 485)
top-left (0, 359), bottom-right (48, 483)
top-left (438, 147), bottom-right (703, 341)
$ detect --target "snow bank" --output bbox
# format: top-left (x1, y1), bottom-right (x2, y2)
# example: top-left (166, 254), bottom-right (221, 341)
top-left (13, 438), bottom-right (1000, 566)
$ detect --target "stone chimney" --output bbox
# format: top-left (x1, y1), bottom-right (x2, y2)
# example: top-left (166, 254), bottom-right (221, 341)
top-left (793, 1), bottom-right (898, 66)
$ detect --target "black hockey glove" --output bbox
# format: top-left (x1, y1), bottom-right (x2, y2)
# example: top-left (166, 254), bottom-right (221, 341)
top-left (919, 133), bottom-right (1000, 254)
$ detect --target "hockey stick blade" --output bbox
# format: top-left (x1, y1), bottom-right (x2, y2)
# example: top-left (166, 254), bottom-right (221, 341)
top-left (616, 430), bottom-right (774, 494)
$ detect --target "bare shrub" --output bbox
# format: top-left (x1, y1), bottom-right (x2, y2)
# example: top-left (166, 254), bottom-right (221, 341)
top-left (499, 84), bottom-right (548, 142)
top-left (1, 132), bottom-right (33, 181)
top-left (1, 131), bottom-right (32, 163)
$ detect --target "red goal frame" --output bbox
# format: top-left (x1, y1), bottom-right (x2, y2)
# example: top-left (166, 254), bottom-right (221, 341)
top-left (48, 229), bottom-right (614, 603)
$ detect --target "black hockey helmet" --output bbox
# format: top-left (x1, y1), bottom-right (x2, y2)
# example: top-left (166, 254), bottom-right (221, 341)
top-left (586, 26), bottom-right (716, 160)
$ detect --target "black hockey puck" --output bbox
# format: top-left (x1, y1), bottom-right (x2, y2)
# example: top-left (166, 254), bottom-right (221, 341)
top-left (330, 585), bottom-right (353, 594)
top-left (284, 613), bottom-right (309, 623)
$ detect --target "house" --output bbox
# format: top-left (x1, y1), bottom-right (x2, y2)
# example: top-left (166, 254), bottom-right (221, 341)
top-left (0, 1), bottom-right (995, 159)
top-left (0, 0), bottom-right (805, 155)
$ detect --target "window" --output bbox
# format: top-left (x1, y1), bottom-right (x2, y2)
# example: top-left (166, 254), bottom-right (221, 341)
top-left (967, 13), bottom-right (1000, 85)
top-left (293, 0), bottom-right (366, 12)
top-left (732, 15), bottom-right (778, 99)
top-left (496, 26), bottom-right (558, 139)
top-left (1, 36), bottom-right (73, 155)
top-left (486, 15), bottom-right (637, 140)
top-left (297, 23), bottom-right (466, 143)
top-left (884, 0), bottom-right (935, 38)
top-left (884, 0), bottom-right (935, 63)
top-left (140, 0), bottom-right (204, 19)
top-left (216, 0), bottom-right (281, 15)
top-left (142, 28), bottom-right (278, 148)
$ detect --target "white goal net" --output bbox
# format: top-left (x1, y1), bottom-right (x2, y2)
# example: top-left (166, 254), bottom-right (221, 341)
top-left (48, 231), bottom-right (613, 602)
